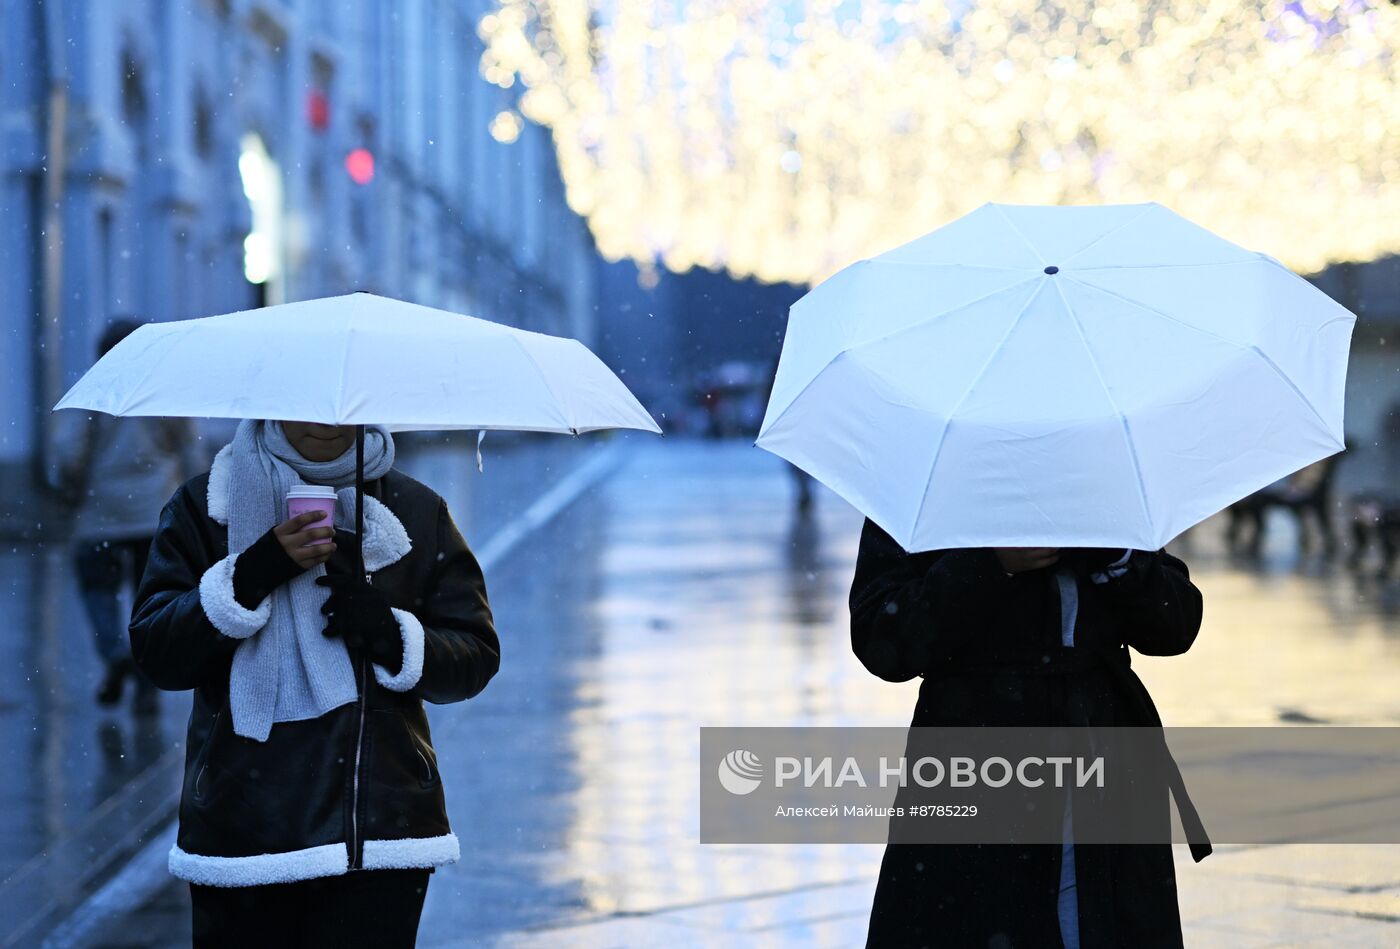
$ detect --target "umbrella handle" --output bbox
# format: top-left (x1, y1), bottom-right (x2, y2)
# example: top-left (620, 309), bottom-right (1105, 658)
top-left (355, 423), bottom-right (365, 580)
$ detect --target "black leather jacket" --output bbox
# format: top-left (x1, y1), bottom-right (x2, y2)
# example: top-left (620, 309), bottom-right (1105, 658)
top-left (130, 465), bottom-right (498, 887)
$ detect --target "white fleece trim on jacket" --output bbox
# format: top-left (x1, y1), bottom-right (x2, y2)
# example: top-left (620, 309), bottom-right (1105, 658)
top-left (207, 444), bottom-right (234, 525)
top-left (374, 608), bottom-right (426, 691)
top-left (362, 833), bottom-right (460, 870)
top-left (198, 554), bottom-right (271, 640)
top-left (170, 841), bottom-right (347, 888)
top-left (168, 833), bottom-right (460, 887)
top-left (358, 495), bottom-right (413, 572)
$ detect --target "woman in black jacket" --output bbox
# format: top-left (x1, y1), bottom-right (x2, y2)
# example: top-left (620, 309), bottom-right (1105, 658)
top-left (850, 521), bottom-right (1204, 949)
top-left (130, 420), bottom-right (499, 948)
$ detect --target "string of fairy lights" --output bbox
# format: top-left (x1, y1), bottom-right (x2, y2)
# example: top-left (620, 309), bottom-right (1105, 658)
top-left (480, 1), bottom-right (1400, 285)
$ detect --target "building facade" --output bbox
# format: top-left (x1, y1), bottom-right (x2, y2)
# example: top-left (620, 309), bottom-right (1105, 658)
top-left (1, 0), bottom-right (597, 488)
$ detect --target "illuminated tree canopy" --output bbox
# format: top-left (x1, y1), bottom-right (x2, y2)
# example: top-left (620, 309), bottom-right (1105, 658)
top-left (481, 1), bottom-right (1400, 284)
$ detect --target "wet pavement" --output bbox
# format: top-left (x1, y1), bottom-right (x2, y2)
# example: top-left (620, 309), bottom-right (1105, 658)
top-left (7, 439), bottom-right (1400, 946)
top-left (0, 433), bottom-right (605, 947)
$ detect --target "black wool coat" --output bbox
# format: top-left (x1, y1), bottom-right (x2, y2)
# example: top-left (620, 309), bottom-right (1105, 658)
top-left (130, 457), bottom-right (499, 888)
top-left (849, 520), bottom-right (1204, 949)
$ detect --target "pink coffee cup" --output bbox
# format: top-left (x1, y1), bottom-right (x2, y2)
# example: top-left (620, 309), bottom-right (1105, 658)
top-left (286, 485), bottom-right (338, 546)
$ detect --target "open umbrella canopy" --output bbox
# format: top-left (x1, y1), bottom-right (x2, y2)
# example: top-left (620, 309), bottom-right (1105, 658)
top-left (55, 292), bottom-right (660, 435)
top-left (757, 203), bottom-right (1355, 552)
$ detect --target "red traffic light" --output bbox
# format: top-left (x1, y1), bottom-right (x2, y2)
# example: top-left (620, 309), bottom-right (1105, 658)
top-left (346, 148), bottom-right (374, 185)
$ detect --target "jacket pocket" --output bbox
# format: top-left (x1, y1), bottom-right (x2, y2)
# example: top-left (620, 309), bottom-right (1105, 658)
top-left (192, 705), bottom-right (224, 803)
top-left (406, 722), bottom-right (439, 788)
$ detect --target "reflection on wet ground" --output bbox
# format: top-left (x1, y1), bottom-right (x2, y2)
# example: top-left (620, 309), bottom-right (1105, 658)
top-left (0, 540), bottom-right (183, 946)
top-left (1145, 525), bottom-right (1400, 727)
top-left (13, 439), bottom-right (1400, 946)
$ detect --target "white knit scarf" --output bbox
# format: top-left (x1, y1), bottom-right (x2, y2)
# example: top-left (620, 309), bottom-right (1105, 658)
top-left (225, 419), bottom-right (395, 741)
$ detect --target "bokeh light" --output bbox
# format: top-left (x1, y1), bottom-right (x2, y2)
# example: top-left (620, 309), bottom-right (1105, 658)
top-left (481, 0), bottom-right (1400, 284)
top-left (490, 109), bottom-right (524, 143)
top-left (345, 147), bottom-right (376, 185)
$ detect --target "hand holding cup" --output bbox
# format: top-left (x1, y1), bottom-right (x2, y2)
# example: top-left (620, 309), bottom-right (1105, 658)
top-left (274, 510), bottom-right (338, 570)
top-left (230, 508), bottom-right (337, 609)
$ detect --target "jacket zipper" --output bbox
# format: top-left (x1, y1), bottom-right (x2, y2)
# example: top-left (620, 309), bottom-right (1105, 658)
top-left (348, 570), bottom-right (373, 869)
top-left (349, 654), bottom-right (367, 868)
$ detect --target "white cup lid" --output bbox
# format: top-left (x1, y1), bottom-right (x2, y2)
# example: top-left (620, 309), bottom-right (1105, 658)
top-left (287, 485), bottom-right (338, 499)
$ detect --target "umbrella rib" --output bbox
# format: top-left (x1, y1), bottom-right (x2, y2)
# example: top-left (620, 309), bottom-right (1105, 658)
top-left (866, 260), bottom-right (1029, 272)
top-left (761, 277), bottom-right (1040, 437)
top-left (1065, 271), bottom-right (1354, 438)
top-left (510, 336), bottom-right (575, 433)
top-left (1062, 274), bottom-right (1244, 350)
top-left (990, 204), bottom-right (1046, 265)
top-left (1060, 204), bottom-right (1158, 267)
top-left (1051, 281), bottom-right (1156, 543)
top-left (845, 276), bottom-right (1041, 351)
top-left (333, 320), bottom-right (357, 424)
top-left (1075, 258), bottom-right (1259, 272)
top-left (905, 281), bottom-right (1048, 545)
top-left (758, 354), bottom-right (846, 440)
top-left (107, 329), bottom-right (179, 417)
top-left (1245, 345), bottom-right (1345, 445)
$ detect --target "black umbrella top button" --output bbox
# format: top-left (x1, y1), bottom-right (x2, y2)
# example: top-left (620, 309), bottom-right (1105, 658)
top-left (1044, 266), bottom-right (1060, 274)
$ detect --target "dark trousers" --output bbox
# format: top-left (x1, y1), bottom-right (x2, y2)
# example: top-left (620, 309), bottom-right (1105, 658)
top-left (73, 536), bottom-right (153, 666)
top-left (190, 869), bottom-right (431, 949)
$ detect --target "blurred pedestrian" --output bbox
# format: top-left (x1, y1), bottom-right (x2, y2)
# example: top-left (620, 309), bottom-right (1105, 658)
top-left (764, 357), bottom-right (815, 513)
top-left (789, 462), bottom-right (814, 513)
top-left (850, 527), bottom-right (1204, 948)
top-left (59, 318), bottom-right (201, 712)
top-left (129, 419), bottom-right (499, 948)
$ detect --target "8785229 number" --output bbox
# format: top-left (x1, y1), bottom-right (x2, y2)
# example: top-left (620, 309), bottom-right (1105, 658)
top-left (906, 804), bottom-right (978, 818)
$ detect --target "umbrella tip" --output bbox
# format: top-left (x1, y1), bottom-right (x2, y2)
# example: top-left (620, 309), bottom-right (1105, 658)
top-left (1043, 266), bottom-right (1060, 275)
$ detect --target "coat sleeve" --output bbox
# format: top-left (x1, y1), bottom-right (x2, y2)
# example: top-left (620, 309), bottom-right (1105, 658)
top-left (387, 497), bottom-right (499, 704)
top-left (849, 520), bottom-right (1015, 682)
top-left (1098, 549), bottom-right (1203, 656)
top-left (129, 484), bottom-right (242, 691)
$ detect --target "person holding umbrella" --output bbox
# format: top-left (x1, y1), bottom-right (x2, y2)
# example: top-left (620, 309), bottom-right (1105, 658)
top-left (129, 418), bottom-right (498, 947)
top-left (850, 533), bottom-right (1203, 946)
top-left (757, 204), bottom-right (1355, 948)
top-left (55, 292), bottom-right (654, 946)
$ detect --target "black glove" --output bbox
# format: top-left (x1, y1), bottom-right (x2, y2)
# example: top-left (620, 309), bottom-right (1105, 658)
top-left (232, 528), bottom-right (305, 609)
top-left (316, 573), bottom-right (403, 675)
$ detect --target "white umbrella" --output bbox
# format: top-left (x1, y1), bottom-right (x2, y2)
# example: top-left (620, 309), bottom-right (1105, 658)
top-left (55, 292), bottom-right (660, 570)
top-left (757, 203), bottom-right (1355, 552)
top-left (56, 292), bottom-right (659, 434)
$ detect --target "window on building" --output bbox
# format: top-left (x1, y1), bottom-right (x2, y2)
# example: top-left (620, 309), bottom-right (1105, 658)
top-left (193, 88), bottom-right (215, 160)
top-left (350, 115), bottom-right (376, 244)
top-left (121, 50), bottom-right (147, 127)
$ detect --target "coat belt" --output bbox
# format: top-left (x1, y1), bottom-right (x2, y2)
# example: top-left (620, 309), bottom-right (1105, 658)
top-left (938, 646), bottom-right (1213, 862)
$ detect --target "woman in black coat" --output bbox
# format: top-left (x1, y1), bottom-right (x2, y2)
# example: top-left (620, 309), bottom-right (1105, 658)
top-left (849, 520), bottom-right (1205, 949)
top-left (130, 420), bottom-right (499, 948)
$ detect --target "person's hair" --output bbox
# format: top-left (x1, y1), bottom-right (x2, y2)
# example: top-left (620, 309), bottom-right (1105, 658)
top-left (98, 317), bottom-right (146, 357)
